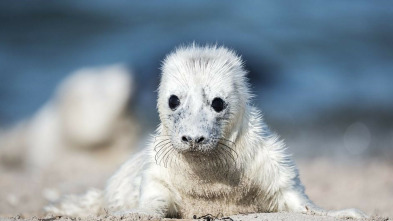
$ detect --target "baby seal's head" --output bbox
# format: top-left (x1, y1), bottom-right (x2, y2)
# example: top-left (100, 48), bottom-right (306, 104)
top-left (158, 45), bottom-right (250, 155)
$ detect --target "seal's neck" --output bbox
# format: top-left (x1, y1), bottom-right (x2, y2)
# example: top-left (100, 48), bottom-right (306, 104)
top-left (168, 151), bottom-right (242, 186)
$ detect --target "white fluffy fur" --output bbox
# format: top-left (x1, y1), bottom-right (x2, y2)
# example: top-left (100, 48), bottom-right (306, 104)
top-left (46, 45), bottom-right (367, 219)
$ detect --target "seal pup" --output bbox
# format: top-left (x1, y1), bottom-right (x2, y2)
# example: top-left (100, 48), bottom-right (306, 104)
top-left (46, 45), bottom-right (367, 219)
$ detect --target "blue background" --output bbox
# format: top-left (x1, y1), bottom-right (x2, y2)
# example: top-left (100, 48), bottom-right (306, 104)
top-left (1, 1), bottom-right (392, 158)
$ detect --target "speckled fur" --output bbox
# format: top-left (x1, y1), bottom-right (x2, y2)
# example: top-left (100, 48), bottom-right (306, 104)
top-left (46, 44), bottom-right (367, 219)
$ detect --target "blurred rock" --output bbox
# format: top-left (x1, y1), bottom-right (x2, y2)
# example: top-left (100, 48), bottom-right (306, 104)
top-left (0, 64), bottom-right (140, 172)
top-left (57, 64), bottom-right (134, 148)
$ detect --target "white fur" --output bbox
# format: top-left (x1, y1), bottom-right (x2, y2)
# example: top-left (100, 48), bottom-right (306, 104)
top-left (46, 45), bottom-right (367, 219)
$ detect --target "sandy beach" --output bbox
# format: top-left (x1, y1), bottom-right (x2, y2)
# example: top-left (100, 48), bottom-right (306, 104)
top-left (0, 158), bottom-right (391, 221)
top-left (0, 211), bottom-right (390, 221)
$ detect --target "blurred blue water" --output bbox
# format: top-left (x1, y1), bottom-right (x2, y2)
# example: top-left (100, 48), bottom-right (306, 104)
top-left (0, 0), bottom-right (392, 128)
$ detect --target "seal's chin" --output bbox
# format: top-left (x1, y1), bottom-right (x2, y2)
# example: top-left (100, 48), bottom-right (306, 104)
top-left (175, 144), bottom-right (216, 156)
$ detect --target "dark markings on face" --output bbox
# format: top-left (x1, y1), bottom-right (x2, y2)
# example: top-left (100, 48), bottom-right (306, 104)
top-left (168, 108), bottom-right (185, 125)
top-left (201, 88), bottom-right (208, 105)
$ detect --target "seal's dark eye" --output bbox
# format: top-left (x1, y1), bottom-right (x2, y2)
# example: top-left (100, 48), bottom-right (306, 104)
top-left (168, 95), bottom-right (180, 110)
top-left (211, 97), bottom-right (225, 112)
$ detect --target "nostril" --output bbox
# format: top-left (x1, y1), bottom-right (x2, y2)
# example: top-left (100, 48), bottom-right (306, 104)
top-left (182, 136), bottom-right (189, 143)
top-left (196, 137), bottom-right (205, 144)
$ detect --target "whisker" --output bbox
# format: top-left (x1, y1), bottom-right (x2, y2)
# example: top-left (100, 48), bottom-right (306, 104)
top-left (163, 146), bottom-right (175, 168)
top-left (220, 148), bottom-right (232, 176)
top-left (163, 147), bottom-right (176, 168)
top-left (217, 142), bottom-right (238, 160)
top-left (154, 142), bottom-right (172, 159)
top-left (154, 139), bottom-right (171, 151)
top-left (156, 145), bottom-right (171, 166)
top-left (160, 147), bottom-right (175, 167)
top-left (154, 143), bottom-right (171, 156)
top-left (213, 149), bottom-right (226, 172)
top-left (218, 145), bottom-right (237, 171)
top-left (155, 143), bottom-right (172, 163)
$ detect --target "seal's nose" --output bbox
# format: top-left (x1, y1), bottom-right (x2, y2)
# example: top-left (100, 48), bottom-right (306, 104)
top-left (181, 136), bottom-right (205, 144)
